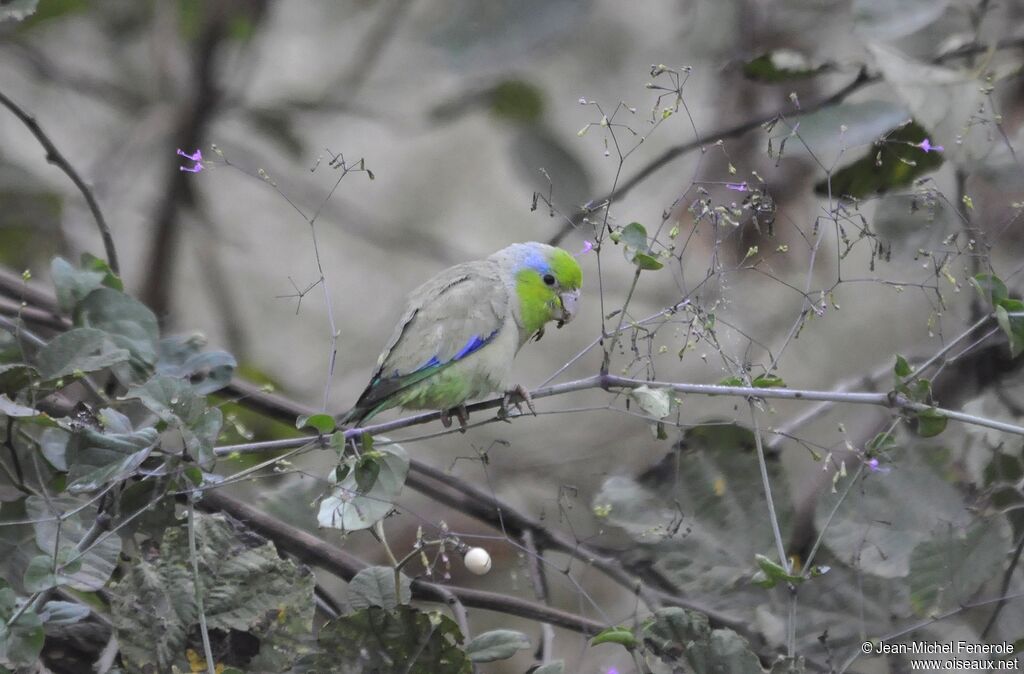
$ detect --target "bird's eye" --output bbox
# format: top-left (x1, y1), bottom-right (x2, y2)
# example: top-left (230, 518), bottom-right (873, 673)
top-left (542, 274), bottom-right (556, 286)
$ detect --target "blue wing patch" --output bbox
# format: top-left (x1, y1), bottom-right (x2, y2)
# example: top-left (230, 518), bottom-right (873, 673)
top-left (407, 330), bottom-right (498, 375)
top-left (353, 327), bottom-right (502, 423)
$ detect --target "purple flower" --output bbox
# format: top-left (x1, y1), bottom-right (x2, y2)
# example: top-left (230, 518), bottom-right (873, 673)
top-left (575, 240), bottom-right (594, 258)
top-left (607, 669), bottom-right (620, 674)
top-left (725, 181), bottom-right (748, 192)
top-left (177, 148), bottom-right (204, 173)
top-left (865, 457), bottom-right (891, 474)
top-left (916, 139), bottom-right (944, 153)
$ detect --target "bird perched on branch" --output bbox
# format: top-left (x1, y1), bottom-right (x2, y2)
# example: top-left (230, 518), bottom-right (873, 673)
top-left (339, 242), bottom-right (583, 430)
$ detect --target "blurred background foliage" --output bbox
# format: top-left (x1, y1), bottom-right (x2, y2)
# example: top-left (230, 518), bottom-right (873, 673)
top-left (2, 0), bottom-right (1024, 672)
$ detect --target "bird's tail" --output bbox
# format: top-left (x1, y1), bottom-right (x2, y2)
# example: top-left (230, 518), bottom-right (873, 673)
top-left (337, 406), bottom-right (366, 428)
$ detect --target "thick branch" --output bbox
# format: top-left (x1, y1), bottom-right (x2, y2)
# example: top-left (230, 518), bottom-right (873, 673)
top-left (141, 7), bottom-right (235, 322)
top-left (200, 488), bottom-right (605, 635)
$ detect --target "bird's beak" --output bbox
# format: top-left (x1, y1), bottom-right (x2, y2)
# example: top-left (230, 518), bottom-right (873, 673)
top-left (555, 289), bottom-right (580, 328)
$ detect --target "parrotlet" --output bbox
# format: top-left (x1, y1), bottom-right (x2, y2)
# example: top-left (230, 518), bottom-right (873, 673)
top-left (340, 242), bottom-right (582, 429)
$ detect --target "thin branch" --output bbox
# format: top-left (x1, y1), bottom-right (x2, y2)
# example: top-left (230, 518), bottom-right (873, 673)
top-left (549, 36), bottom-right (1024, 247)
top-left (521, 529), bottom-right (555, 664)
top-left (549, 68), bottom-right (874, 246)
top-left (980, 531), bottom-right (1024, 638)
top-left (750, 401), bottom-right (795, 659)
top-left (837, 590), bottom-right (1024, 673)
top-left (218, 374), bottom-right (1024, 456)
top-left (187, 499), bottom-right (217, 674)
top-left (0, 89), bottom-right (120, 274)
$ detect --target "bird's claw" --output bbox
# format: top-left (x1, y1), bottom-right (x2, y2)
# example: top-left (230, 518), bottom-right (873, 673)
top-left (440, 405), bottom-right (469, 433)
top-left (499, 384), bottom-right (536, 421)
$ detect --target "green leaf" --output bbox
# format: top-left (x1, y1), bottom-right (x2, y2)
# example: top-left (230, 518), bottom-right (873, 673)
top-left (629, 385), bottom-right (673, 419)
top-left (316, 606), bottom-right (470, 673)
top-left (296, 412), bottom-right (335, 434)
top-left (51, 257), bottom-right (105, 313)
top-left (995, 299), bottom-right (1024, 359)
top-left (0, 395), bottom-right (39, 419)
top-left (742, 50), bottom-right (827, 82)
top-left (984, 451), bottom-right (1024, 539)
top-left (34, 328), bottom-right (130, 380)
top-left (124, 375), bottom-right (223, 466)
top-left (488, 79), bottom-right (544, 123)
top-left (903, 378), bottom-right (932, 403)
top-left (348, 566), bottom-right (411, 610)
top-left (0, 608), bottom-right (43, 667)
top-left (22, 555), bottom-right (57, 592)
top-left (355, 454), bottom-right (382, 493)
top-left (319, 441), bottom-right (409, 532)
top-left (0, 364), bottom-right (35, 396)
top-left (156, 334), bottom-right (236, 395)
top-left (37, 600), bottom-right (90, 626)
top-left (632, 252), bottom-right (664, 270)
top-left (914, 407), bottom-right (947, 438)
top-left (814, 121), bottom-right (944, 199)
top-left (866, 431), bottom-right (896, 453)
top-left (75, 287), bottom-right (159, 378)
top-left (816, 451), bottom-right (970, 578)
top-left (642, 607), bottom-right (764, 674)
top-left (111, 513), bottom-right (315, 673)
top-left (971, 274), bottom-right (1008, 306)
top-left (752, 373), bottom-right (785, 388)
top-left (590, 625), bottom-right (636, 649)
top-left (0, 581), bottom-right (14, 614)
top-left (618, 222), bottom-right (664, 271)
top-left (79, 253), bottom-right (123, 291)
top-left (530, 662), bottom-right (566, 674)
top-left (893, 354), bottom-right (911, 378)
top-left (125, 375), bottom-right (205, 421)
top-left (25, 495), bottom-right (120, 591)
top-left (465, 629), bottom-right (530, 662)
top-left (619, 222), bottom-right (649, 251)
top-left (772, 101), bottom-right (909, 166)
top-left (753, 554), bottom-right (803, 588)
top-left (909, 520), bottom-right (1008, 615)
top-left (39, 427), bottom-right (69, 471)
top-left (66, 426), bottom-right (158, 493)
top-left (115, 480), bottom-right (177, 538)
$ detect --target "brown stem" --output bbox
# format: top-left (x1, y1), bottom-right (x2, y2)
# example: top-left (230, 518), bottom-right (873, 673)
top-left (0, 89), bottom-right (119, 274)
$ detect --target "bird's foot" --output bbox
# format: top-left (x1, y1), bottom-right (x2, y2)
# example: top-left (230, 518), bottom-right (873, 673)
top-left (440, 405), bottom-right (469, 433)
top-left (499, 384), bottom-right (536, 421)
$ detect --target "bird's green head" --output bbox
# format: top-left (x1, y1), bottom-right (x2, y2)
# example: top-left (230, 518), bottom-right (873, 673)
top-left (495, 242), bottom-right (583, 337)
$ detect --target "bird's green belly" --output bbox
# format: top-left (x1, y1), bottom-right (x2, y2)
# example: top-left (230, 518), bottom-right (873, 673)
top-left (392, 365), bottom-right (496, 411)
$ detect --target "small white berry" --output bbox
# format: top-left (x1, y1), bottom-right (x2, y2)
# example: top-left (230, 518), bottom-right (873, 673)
top-left (464, 547), bottom-right (492, 575)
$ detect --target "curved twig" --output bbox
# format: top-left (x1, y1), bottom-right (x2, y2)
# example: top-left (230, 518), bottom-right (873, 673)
top-left (0, 89), bottom-right (119, 274)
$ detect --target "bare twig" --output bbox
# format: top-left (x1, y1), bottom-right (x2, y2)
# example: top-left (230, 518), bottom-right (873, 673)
top-left (222, 374), bottom-right (1024, 449)
top-left (981, 532), bottom-right (1024, 638)
top-left (549, 36), bottom-right (1024, 247)
top-left (187, 499), bottom-right (217, 674)
top-left (521, 530), bottom-right (555, 664)
top-left (0, 89), bottom-right (119, 274)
